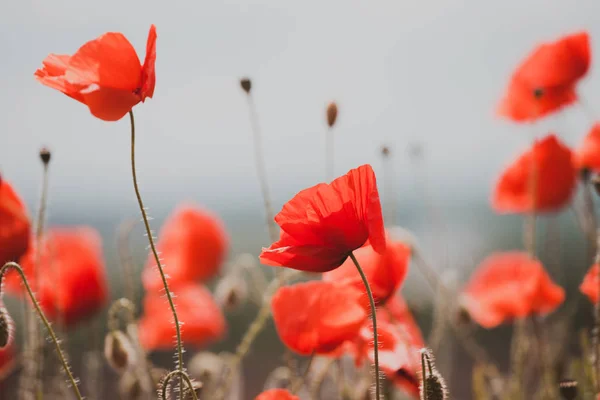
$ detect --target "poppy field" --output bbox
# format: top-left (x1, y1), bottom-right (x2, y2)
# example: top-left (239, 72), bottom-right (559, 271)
top-left (3, 18), bottom-right (600, 400)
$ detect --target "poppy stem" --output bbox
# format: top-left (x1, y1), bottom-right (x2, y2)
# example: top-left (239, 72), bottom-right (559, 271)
top-left (128, 110), bottom-right (188, 399)
top-left (160, 369), bottom-right (198, 400)
top-left (117, 218), bottom-right (138, 305)
top-left (349, 251), bottom-right (381, 400)
top-left (1, 262), bottom-right (83, 400)
top-left (290, 352), bottom-right (316, 394)
top-left (326, 126), bottom-right (334, 181)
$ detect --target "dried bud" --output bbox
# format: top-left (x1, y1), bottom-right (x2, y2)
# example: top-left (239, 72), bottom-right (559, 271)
top-left (0, 307), bottom-right (12, 348)
top-left (558, 379), bottom-right (578, 400)
top-left (39, 147), bottom-right (51, 165)
top-left (215, 273), bottom-right (248, 312)
top-left (420, 349), bottom-right (448, 400)
top-left (326, 102), bottom-right (338, 127)
top-left (381, 146), bottom-right (390, 158)
top-left (240, 78), bottom-right (252, 94)
top-left (104, 330), bottom-right (136, 373)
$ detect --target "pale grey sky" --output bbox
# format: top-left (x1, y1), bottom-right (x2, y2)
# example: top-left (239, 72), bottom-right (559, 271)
top-left (1, 0), bottom-right (599, 214)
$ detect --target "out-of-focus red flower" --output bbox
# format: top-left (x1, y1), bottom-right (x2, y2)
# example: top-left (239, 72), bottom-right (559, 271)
top-left (255, 389), bottom-right (299, 400)
top-left (323, 238), bottom-right (410, 306)
top-left (0, 178), bottom-right (30, 266)
top-left (142, 203), bottom-right (229, 292)
top-left (461, 252), bottom-right (564, 328)
top-left (380, 295), bottom-right (424, 348)
top-left (271, 281), bottom-right (367, 355)
top-left (575, 123), bottom-right (600, 173)
top-left (580, 264), bottom-right (600, 303)
top-left (498, 31), bottom-right (590, 122)
top-left (35, 25), bottom-right (157, 121)
top-left (5, 227), bottom-right (108, 327)
top-left (138, 283), bottom-right (226, 351)
top-left (260, 164), bottom-right (386, 273)
top-left (0, 341), bottom-right (16, 381)
top-left (492, 135), bottom-right (576, 213)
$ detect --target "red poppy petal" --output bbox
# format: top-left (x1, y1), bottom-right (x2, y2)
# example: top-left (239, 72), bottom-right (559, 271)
top-left (141, 24), bottom-right (157, 101)
top-left (255, 389), bottom-right (299, 400)
top-left (80, 85), bottom-right (141, 121)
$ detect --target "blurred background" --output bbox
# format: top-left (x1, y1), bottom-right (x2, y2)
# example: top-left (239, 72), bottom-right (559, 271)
top-left (2, 0), bottom-right (600, 398)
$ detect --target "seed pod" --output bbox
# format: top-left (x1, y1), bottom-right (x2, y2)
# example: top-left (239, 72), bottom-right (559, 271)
top-left (381, 146), bottom-right (390, 157)
top-left (326, 102), bottom-right (338, 127)
top-left (0, 307), bottom-right (12, 348)
top-left (240, 78), bottom-right (252, 94)
top-left (104, 330), bottom-right (136, 373)
top-left (558, 379), bottom-right (578, 400)
top-left (215, 273), bottom-right (248, 312)
top-left (420, 348), bottom-right (448, 400)
top-left (39, 147), bottom-right (51, 165)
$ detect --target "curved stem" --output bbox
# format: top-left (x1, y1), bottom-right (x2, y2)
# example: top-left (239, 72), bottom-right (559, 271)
top-left (1, 262), bottom-right (82, 400)
top-left (349, 252), bottom-right (381, 400)
top-left (160, 370), bottom-right (198, 400)
top-left (129, 110), bottom-right (185, 398)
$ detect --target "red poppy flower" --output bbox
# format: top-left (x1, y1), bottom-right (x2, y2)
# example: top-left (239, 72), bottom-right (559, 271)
top-left (271, 281), bottom-right (367, 355)
top-left (575, 123), bottom-right (600, 173)
top-left (498, 31), bottom-right (590, 122)
top-left (323, 238), bottom-right (410, 306)
top-left (260, 164), bottom-right (386, 273)
top-left (492, 135), bottom-right (576, 213)
top-left (138, 283), bottom-right (226, 351)
top-left (580, 264), bottom-right (600, 303)
top-left (142, 203), bottom-right (229, 292)
top-left (0, 178), bottom-right (30, 266)
top-left (255, 389), bottom-right (299, 400)
top-left (461, 252), bottom-right (565, 328)
top-left (5, 227), bottom-right (108, 327)
top-left (35, 25), bottom-right (156, 121)
top-left (380, 295), bottom-right (424, 348)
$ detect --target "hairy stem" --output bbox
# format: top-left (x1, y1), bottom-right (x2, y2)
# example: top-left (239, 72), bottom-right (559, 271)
top-left (160, 370), bottom-right (198, 400)
top-left (2, 262), bottom-right (82, 400)
top-left (349, 252), bottom-right (381, 400)
top-left (129, 111), bottom-right (185, 398)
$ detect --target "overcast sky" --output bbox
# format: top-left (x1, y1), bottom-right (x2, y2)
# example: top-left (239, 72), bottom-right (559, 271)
top-left (1, 0), bottom-right (599, 215)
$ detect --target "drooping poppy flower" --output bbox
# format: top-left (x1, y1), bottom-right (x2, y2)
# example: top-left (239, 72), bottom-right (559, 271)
top-left (142, 203), bottom-right (229, 292)
top-left (6, 227), bottom-right (108, 327)
top-left (461, 252), bottom-right (565, 329)
top-left (138, 283), bottom-right (226, 351)
top-left (255, 389), bottom-right (299, 400)
top-left (580, 264), bottom-right (600, 303)
top-left (575, 123), bottom-right (600, 173)
top-left (260, 164), bottom-right (386, 273)
top-left (271, 281), bottom-right (367, 355)
top-left (35, 25), bottom-right (156, 121)
top-left (498, 31), bottom-right (590, 122)
top-left (323, 238), bottom-right (410, 306)
top-left (0, 178), bottom-right (30, 266)
top-left (492, 135), bottom-right (577, 213)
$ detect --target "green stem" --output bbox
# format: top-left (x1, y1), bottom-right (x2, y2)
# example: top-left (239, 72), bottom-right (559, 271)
top-left (1, 262), bottom-right (82, 400)
top-left (349, 252), bottom-right (381, 400)
top-left (129, 111), bottom-right (185, 399)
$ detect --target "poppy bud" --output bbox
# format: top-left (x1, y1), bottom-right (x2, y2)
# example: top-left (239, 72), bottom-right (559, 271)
top-left (326, 102), bottom-right (338, 127)
top-left (558, 379), bottom-right (578, 400)
top-left (240, 78), bottom-right (252, 94)
top-left (104, 330), bottom-right (136, 373)
top-left (0, 307), bottom-right (11, 348)
top-left (39, 147), bottom-right (51, 165)
top-left (420, 349), bottom-right (448, 400)
top-left (381, 146), bottom-right (390, 157)
top-left (215, 273), bottom-right (248, 312)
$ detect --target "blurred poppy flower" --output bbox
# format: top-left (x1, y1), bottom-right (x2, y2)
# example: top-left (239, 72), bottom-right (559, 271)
top-left (255, 389), bottom-right (299, 400)
top-left (580, 264), bottom-right (600, 303)
top-left (6, 227), bottom-right (108, 327)
top-left (493, 135), bottom-right (576, 213)
top-left (0, 341), bottom-right (15, 381)
top-left (138, 283), bottom-right (226, 351)
top-left (260, 164), bottom-right (386, 273)
top-left (0, 178), bottom-right (30, 266)
top-left (142, 203), bottom-right (228, 292)
top-left (461, 252), bottom-right (564, 328)
top-left (498, 31), bottom-right (590, 122)
top-left (575, 123), bottom-right (600, 174)
top-left (35, 25), bottom-right (156, 121)
top-left (271, 281), bottom-right (367, 355)
top-left (323, 238), bottom-right (410, 306)
top-left (380, 295), bottom-right (424, 348)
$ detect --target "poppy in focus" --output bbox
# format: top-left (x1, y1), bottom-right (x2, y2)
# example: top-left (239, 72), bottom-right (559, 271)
top-left (138, 283), bottom-right (226, 351)
top-left (35, 25), bottom-right (157, 121)
top-left (0, 178), bottom-right (30, 266)
top-left (580, 264), bottom-right (600, 303)
top-left (271, 281), bottom-right (367, 355)
top-left (461, 252), bottom-right (565, 328)
top-left (575, 123), bottom-right (600, 174)
top-left (498, 31), bottom-right (590, 122)
top-left (255, 389), bottom-right (299, 400)
top-left (323, 238), bottom-right (410, 306)
top-left (142, 203), bottom-right (229, 292)
top-left (260, 164), bottom-right (386, 273)
top-left (492, 135), bottom-right (576, 213)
